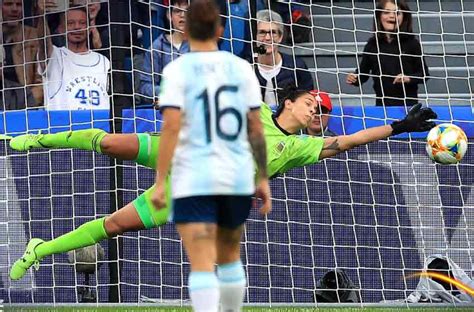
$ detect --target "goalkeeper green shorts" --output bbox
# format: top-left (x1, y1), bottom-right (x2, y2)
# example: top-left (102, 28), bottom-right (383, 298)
top-left (135, 132), bottom-right (160, 169)
top-left (132, 132), bottom-right (171, 229)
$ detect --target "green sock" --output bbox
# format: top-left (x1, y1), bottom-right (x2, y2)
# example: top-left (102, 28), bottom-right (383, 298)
top-left (35, 218), bottom-right (109, 259)
top-left (39, 129), bottom-right (107, 153)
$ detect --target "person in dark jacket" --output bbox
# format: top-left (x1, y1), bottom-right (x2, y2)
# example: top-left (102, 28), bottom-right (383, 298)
top-left (138, 0), bottom-right (190, 102)
top-left (253, 9), bottom-right (313, 108)
top-left (346, 0), bottom-right (429, 106)
top-left (1, 0), bottom-right (43, 110)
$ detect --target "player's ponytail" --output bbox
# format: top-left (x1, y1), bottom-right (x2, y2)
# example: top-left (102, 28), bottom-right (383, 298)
top-left (274, 84), bottom-right (310, 117)
top-left (186, 0), bottom-right (221, 41)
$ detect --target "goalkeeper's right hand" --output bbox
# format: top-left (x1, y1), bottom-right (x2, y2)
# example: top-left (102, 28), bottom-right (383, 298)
top-left (390, 103), bottom-right (437, 135)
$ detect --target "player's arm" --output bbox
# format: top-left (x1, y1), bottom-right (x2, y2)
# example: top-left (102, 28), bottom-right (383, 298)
top-left (155, 108), bottom-right (181, 185)
top-left (35, 0), bottom-right (55, 70)
top-left (248, 109), bottom-right (267, 181)
top-left (247, 109), bottom-right (271, 215)
top-left (153, 60), bottom-right (184, 179)
top-left (152, 107), bottom-right (181, 209)
top-left (319, 126), bottom-right (392, 160)
top-left (319, 104), bottom-right (437, 160)
top-left (244, 60), bottom-right (271, 215)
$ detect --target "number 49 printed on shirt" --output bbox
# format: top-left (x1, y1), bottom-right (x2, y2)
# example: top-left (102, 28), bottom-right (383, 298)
top-left (75, 89), bottom-right (101, 106)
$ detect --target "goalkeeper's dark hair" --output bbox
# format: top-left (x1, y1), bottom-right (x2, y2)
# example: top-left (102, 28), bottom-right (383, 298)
top-left (186, 0), bottom-right (221, 41)
top-left (273, 85), bottom-right (311, 117)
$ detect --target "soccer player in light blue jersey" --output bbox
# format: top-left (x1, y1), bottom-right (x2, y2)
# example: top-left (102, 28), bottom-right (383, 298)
top-left (151, 1), bottom-right (270, 311)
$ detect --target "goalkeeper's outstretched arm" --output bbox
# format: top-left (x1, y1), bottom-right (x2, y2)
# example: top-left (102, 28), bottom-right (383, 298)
top-left (319, 125), bottom-right (392, 160)
top-left (319, 104), bottom-right (437, 160)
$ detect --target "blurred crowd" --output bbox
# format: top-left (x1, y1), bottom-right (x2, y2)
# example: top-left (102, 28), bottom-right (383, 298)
top-left (1, 0), bottom-right (429, 132)
top-left (1, 0), bottom-right (110, 110)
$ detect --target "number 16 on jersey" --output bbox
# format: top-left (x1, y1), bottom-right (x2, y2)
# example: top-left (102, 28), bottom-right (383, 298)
top-left (198, 85), bottom-right (243, 143)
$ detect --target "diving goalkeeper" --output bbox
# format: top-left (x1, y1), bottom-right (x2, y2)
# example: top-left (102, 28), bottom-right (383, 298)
top-left (9, 87), bottom-right (437, 280)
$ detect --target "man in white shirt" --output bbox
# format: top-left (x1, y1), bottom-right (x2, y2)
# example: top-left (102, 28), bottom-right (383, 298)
top-left (37, 2), bottom-right (110, 110)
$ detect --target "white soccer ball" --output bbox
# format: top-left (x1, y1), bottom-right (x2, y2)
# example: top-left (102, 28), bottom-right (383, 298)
top-left (426, 123), bottom-right (468, 164)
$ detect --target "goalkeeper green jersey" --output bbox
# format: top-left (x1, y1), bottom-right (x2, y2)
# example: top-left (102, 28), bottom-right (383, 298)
top-left (260, 102), bottom-right (325, 178)
top-left (133, 102), bottom-right (325, 228)
top-left (134, 102), bottom-right (325, 175)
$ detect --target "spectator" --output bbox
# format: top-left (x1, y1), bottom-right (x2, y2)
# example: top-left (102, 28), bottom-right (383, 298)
top-left (78, 0), bottom-right (109, 52)
top-left (138, 0), bottom-right (190, 104)
top-left (51, 0), bottom-right (109, 56)
top-left (305, 90), bottom-right (337, 137)
top-left (253, 9), bottom-right (313, 108)
top-left (1, 0), bottom-right (43, 110)
top-left (36, 3), bottom-right (110, 110)
top-left (346, 0), bottom-right (429, 106)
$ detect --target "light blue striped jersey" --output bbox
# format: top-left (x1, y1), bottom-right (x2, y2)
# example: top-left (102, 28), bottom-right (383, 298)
top-left (159, 50), bottom-right (261, 198)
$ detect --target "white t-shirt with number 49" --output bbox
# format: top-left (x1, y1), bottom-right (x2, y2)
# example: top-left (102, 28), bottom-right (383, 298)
top-left (42, 46), bottom-right (110, 110)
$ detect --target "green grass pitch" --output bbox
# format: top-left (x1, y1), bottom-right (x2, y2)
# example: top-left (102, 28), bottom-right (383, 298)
top-left (4, 307), bottom-right (474, 312)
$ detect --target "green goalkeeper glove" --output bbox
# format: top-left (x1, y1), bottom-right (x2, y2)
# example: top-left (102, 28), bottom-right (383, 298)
top-left (391, 103), bottom-right (437, 135)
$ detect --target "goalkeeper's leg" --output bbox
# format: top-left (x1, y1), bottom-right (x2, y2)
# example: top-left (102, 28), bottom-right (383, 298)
top-left (10, 182), bottom-right (171, 281)
top-left (9, 203), bottom-right (142, 281)
top-left (9, 129), bottom-right (160, 169)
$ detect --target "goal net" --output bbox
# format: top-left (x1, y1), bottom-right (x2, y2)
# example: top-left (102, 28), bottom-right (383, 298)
top-left (2, 0), bottom-right (474, 306)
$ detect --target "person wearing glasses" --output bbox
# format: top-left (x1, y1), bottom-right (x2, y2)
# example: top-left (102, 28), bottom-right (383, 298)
top-left (138, 0), bottom-right (190, 105)
top-left (253, 9), bottom-right (313, 108)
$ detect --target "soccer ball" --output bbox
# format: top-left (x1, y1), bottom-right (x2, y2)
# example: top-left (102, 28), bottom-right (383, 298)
top-left (426, 123), bottom-right (468, 164)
